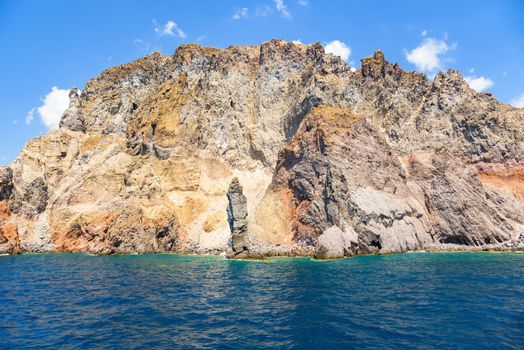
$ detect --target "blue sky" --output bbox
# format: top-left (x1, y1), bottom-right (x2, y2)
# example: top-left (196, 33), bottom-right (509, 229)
top-left (1, 0), bottom-right (523, 164)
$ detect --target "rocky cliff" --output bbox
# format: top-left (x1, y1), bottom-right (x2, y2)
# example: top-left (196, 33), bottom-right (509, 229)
top-left (1, 40), bottom-right (523, 257)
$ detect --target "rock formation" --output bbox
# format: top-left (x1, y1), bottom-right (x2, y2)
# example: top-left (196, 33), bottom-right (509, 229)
top-left (226, 177), bottom-right (250, 258)
top-left (314, 226), bottom-right (358, 260)
top-left (1, 40), bottom-right (523, 257)
top-left (0, 167), bottom-right (13, 201)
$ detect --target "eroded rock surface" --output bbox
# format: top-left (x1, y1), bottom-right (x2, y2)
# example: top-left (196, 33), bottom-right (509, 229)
top-left (315, 226), bottom-right (358, 259)
top-left (226, 177), bottom-right (250, 258)
top-left (3, 40), bottom-right (524, 256)
top-left (0, 166), bottom-right (13, 201)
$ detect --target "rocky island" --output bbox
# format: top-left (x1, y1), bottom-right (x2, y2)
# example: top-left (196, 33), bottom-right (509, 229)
top-left (1, 39), bottom-right (523, 258)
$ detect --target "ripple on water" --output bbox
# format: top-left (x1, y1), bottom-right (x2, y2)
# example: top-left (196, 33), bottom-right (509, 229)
top-left (0, 253), bottom-right (523, 349)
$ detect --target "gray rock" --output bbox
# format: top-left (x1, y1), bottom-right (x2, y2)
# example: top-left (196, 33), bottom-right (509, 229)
top-left (10, 177), bottom-right (48, 216)
top-left (314, 226), bottom-right (358, 259)
top-left (0, 166), bottom-right (13, 201)
top-left (59, 87), bottom-right (85, 131)
top-left (25, 177), bottom-right (48, 214)
top-left (3, 40), bottom-right (524, 256)
top-left (226, 177), bottom-right (250, 257)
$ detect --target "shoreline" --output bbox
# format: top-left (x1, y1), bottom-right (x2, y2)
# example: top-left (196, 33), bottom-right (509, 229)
top-left (2, 247), bottom-right (523, 259)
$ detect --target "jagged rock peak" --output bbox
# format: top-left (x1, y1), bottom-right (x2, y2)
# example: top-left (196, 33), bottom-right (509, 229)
top-left (96, 51), bottom-right (169, 81)
top-left (171, 39), bottom-right (327, 68)
top-left (68, 87), bottom-right (80, 99)
top-left (361, 49), bottom-right (404, 80)
top-left (433, 69), bottom-right (469, 90)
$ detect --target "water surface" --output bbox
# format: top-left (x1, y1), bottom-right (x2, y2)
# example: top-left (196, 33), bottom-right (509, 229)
top-left (0, 253), bottom-right (523, 349)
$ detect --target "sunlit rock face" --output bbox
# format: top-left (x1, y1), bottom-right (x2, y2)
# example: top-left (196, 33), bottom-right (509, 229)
top-left (1, 40), bottom-right (524, 257)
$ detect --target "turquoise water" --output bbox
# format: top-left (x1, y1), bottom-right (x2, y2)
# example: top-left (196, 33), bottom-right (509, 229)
top-left (0, 253), bottom-right (523, 349)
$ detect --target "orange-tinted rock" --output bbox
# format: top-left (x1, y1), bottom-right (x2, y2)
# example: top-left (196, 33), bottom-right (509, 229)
top-left (475, 161), bottom-right (524, 200)
top-left (4, 40), bottom-right (524, 256)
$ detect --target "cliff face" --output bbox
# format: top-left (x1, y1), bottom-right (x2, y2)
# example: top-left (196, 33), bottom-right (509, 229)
top-left (1, 39), bottom-right (523, 257)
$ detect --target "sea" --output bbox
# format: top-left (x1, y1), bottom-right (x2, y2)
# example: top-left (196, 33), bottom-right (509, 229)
top-left (0, 252), bottom-right (523, 349)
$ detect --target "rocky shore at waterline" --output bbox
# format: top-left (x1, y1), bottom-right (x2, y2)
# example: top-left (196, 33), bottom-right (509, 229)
top-left (1, 40), bottom-right (524, 259)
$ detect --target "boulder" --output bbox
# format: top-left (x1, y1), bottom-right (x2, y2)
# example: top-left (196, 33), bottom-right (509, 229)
top-left (314, 226), bottom-right (358, 260)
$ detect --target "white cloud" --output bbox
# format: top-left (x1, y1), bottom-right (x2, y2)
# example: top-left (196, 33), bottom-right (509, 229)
top-left (465, 76), bottom-right (494, 92)
top-left (274, 0), bottom-right (290, 18)
top-left (405, 38), bottom-right (455, 73)
top-left (196, 35), bottom-right (207, 42)
top-left (510, 92), bottom-right (524, 108)
top-left (154, 20), bottom-right (186, 38)
top-left (25, 108), bottom-right (35, 124)
top-left (134, 38), bottom-right (152, 51)
top-left (292, 39), bottom-right (302, 44)
top-left (324, 40), bottom-right (351, 62)
top-left (35, 87), bottom-right (70, 130)
top-left (421, 30), bottom-right (427, 36)
top-left (232, 7), bottom-right (249, 20)
top-left (298, 0), bottom-right (308, 5)
top-left (255, 5), bottom-right (272, 16)
top-left (350, 67), bottom-right (357, 73)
